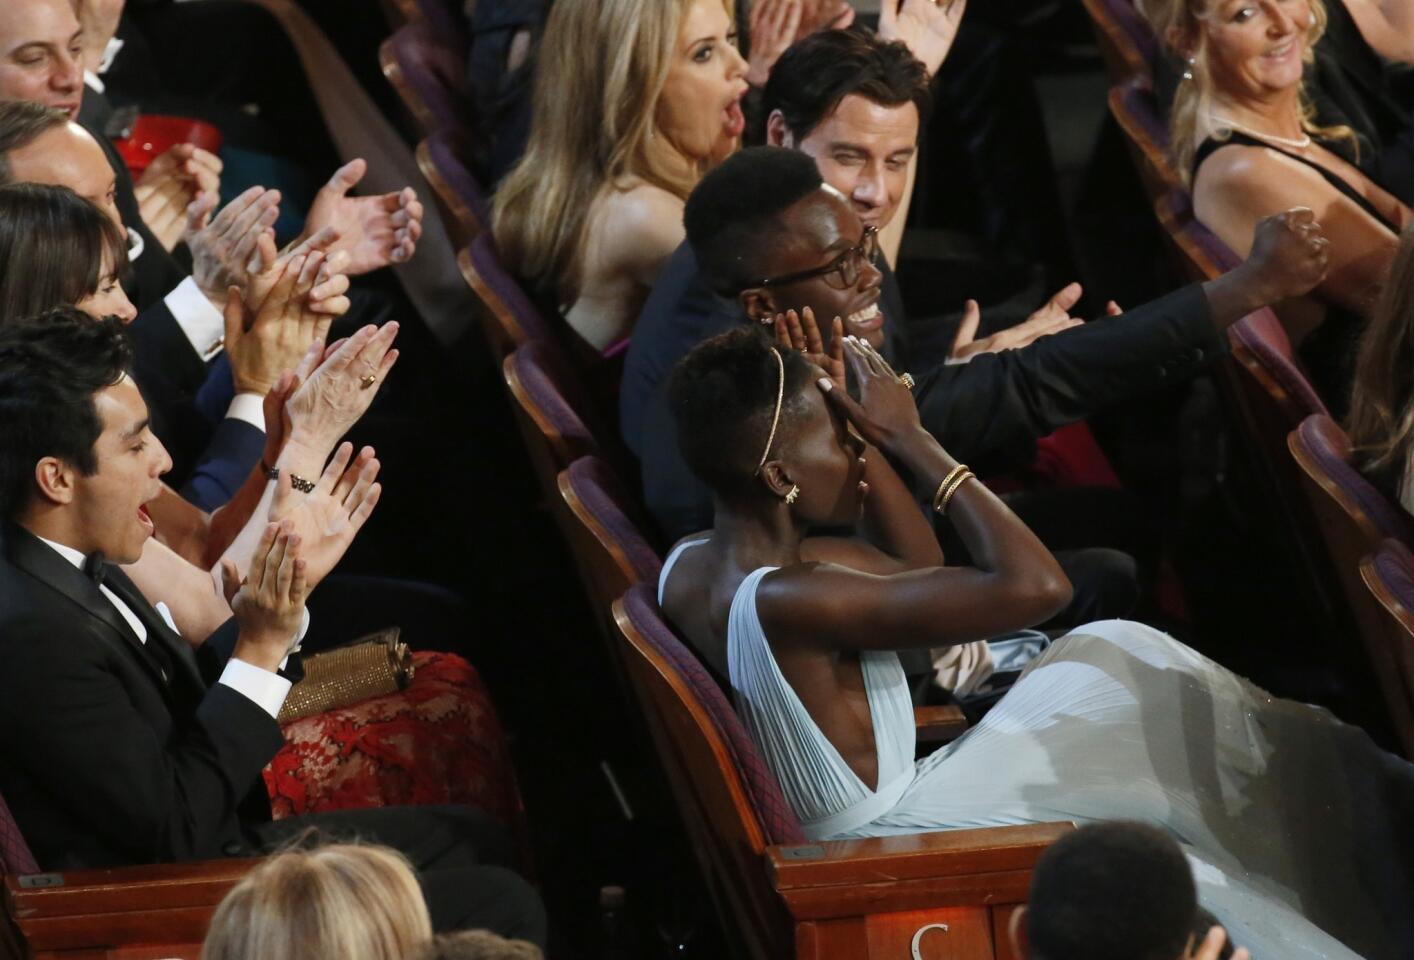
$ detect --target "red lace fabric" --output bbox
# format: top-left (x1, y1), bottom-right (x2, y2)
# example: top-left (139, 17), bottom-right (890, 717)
top-left (263, 652), bottom-right (526, 835)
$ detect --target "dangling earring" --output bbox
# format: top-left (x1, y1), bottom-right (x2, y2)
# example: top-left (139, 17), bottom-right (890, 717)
top-left (784, 485), bottom-right (800, 506)
top-left (1182, 56), bottom-right (1195, 81)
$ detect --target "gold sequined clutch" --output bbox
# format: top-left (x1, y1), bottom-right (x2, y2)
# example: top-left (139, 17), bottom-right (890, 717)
top-left (277, 627), bottom-right (414, 723)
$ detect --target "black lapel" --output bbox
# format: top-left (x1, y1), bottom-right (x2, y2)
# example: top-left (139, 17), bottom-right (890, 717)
top-left (4, 523), bottom-right (171, 693)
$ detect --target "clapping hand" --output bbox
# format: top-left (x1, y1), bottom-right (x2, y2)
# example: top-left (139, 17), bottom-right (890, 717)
top-left (746, 0), bottom-right (804, 86)
top-left (74, 0), bottom-right (125, 74)
top-left (1192, 925), bottom-right (1249, 960)
top-left (302, 159), bottom-right (423, 276)
top-left (270, 441), bottom-right (382, 592)
top-left (949, 283), bottom-right (1086, 362)
top-left (135, 144), bottom-right (223, 251)
top-left (187, 186), bottom-right (282, 302)
top-left (774, 307), bottom-right (845, 389)
top-left (225, 521), bottom-right (308, 670)
top-left (224, 245), bottom-right (341, 395)
top-left (281, 322), bottom-right (400, 454)
top-left (878, 0), bottom-right (968, 76)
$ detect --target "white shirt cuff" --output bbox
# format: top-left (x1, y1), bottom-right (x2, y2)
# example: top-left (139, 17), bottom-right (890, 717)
top-left (98, 37), bottom-right (124, 74)
top-left (84, 70), bottom-right (105, 94)
top-left (163, 277), bottom-right (226, 361)
top-left (219, 657), bottom-right (293, 719)
top-left (226, 393), bottom-right (266, 431)
top-left (279, 609), bottom-right (311, 671)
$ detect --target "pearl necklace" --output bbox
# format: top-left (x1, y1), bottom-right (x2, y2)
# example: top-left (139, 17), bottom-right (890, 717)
top-left (1209, 114), bottom-right (1312, 150)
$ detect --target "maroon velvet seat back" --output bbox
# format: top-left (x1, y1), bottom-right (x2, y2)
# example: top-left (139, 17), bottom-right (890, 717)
top-left (503, 340), bottom-right (599, 511)
top-left (460, 233), bottom-right (558, 355)
top-left (379, 22), bottom-right (473, 137)
top-left (614, 583), bottom-right (802, 958)
top-left (1083, 0), bottom-right (1159, 82)
top-left (0, 788), bottom-right (38, 877)
top-left (1291, 414), bottom-right (1414, 743)
top-left (558, 456), bottom-right (661, 617)
top-left (1360, 539), bottom-right (1414, 756)
top-left (389, 0), bottom-right (469, 54)
top-left (417, 128), bottom-right (491, 247)
top-left (1109, 79), bottom-right (1183, 204)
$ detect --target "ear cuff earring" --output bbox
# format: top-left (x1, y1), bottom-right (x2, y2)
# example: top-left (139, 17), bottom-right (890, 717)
top-left (784, 485), bottom-right (800, 506)
top-left (1182, 56), bottom-right (1195, 81)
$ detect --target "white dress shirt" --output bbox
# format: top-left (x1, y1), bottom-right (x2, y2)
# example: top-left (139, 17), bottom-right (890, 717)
top-left (36, 536), bottom-right (303, 719)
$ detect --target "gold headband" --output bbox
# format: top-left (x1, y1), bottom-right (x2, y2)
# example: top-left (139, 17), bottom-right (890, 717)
top-left (755, 348), bottom-right (786, 475)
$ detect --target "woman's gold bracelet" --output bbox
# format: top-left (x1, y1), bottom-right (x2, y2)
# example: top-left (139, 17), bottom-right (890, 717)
top-left (932, 464), bottom-right (971, 514)
top-left (939, 470), bottom-right (976, 515)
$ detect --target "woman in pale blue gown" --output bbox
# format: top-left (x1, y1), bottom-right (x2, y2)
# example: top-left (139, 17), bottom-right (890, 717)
top-left (659, 326), bottom-right (1414, 960)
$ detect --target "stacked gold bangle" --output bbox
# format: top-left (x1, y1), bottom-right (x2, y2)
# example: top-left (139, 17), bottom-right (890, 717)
top-left (931, 464), bottom-right (976, 516)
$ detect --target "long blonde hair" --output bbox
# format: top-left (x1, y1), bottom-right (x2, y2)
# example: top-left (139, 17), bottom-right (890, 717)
top-left (492, 0), bottom-right (731, 301)
top-left (1137, 0), bottom-right (1356, 182)
top-left (1348, 223), bottom-right (1414, 479)
top-left (202, 843), bottom-right (433, 960)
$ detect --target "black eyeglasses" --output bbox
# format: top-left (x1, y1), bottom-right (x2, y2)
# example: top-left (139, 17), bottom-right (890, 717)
top-left (745, 226), bottom-right (879, 291)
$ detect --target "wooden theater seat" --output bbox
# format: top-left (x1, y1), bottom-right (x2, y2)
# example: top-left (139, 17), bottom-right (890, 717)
top-left (3, 855), bottom-right (258, 960)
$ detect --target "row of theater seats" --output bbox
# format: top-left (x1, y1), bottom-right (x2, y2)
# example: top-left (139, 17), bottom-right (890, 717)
top-left (378, 11), bottom-right (1090, 960)
top-left (1083, 0), bottom-right (1414, 757)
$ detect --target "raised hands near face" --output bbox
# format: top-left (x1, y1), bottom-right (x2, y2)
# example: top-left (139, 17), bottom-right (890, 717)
top-left (746, 0), bottom-right (805, 86)
top-left (878, 0), bottom-right (968, 76)
top-left (75, 0), bottom-right (126, 73)
top-left (1244, 206), bottom-right (1331, 303)
top-left (303, 159), bottom-right (423, 276)
top-left (818, 335), bottom-right (924, 453)
top-left (270, 442), bottom-right (382, 592)
top-left (774, 307), bottom-right (846, 389)
top-left (949, 283), bottom-right (1086, 362)
top-left (134, 144), bottom-right (223, 252)
top-left (226, 521), bottom-right (308, 662)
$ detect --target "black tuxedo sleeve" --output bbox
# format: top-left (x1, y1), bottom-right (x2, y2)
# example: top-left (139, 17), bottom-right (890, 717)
top-left (0, 618), bottom-right (284, 864)
top-left (911, 283), bottom-right (1220, 475)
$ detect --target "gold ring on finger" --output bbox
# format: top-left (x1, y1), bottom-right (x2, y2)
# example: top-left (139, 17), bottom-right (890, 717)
top-left (898, 372), bottom-right (915, 390)
top-left (360, 375), bottom-right (377, 390)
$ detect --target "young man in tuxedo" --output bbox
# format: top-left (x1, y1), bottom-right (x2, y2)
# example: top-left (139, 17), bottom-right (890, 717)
top-left (0, 312), bottom-right (546, 944)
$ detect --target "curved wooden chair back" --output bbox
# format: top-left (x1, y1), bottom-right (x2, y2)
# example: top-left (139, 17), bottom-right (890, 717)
top-left (502, 340), bottom-right (599, 512)
top-left (459, 234), bottom-right (559, 356)
top-left (1359, 539), bottom-right (1414, 757)
top-left (1108, 79), bottom-right (1182, 204)
top-left (1082, 0), bottom-right (1157, 82)
top-left (557, 456), bottom-right (660, 632)
top-left (1290, 414), bottom-right (1414, 742)
top-left (378, 22), bottom-right (472, 137)
top-left (416, 128), bottom-right (490, 248)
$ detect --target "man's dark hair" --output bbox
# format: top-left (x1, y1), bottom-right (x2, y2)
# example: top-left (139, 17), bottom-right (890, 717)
top-left (1027, 822), bottom-right (1199, 960)
top-left (0, 101), bottom-right (70, 186)
top-left (763, 26), bottom-right (932, 143)
top-left (0, 309), bottom-right (133, 518)
top-left (0, 183), bottom-right (130, 324)
top-left (684, 146), bottom-right (823, 296)
top-left (668, 326), bottom-right (814, 496)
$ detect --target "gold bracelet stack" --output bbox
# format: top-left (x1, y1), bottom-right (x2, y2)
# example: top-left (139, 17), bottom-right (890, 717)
top-left (931, 464), bottom-right (976, 516)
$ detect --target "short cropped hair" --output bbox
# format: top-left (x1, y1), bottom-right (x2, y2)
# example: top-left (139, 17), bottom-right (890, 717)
top-left (668, 325), bottom-right (814, 496)
top-left (0, 183), bottom-right (129, 324)
top-left (763, 26), bottom-right (932, 142)
top-left (414, 931), bottom-right (544, 960)
top-left (0, 309), bottom-right (132, 519)
top-left (1027, 822), bottom-right (1198, 960)
top-left (0, 101), bottom-right (69, 186)
top-left (203, 843), bottom-right (433, 960)
top-left (683, 146), bottom-right (823, 296)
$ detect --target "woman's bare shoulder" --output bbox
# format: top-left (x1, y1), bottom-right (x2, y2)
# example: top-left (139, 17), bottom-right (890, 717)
top-left (587, 181), bottom-right (688, 282)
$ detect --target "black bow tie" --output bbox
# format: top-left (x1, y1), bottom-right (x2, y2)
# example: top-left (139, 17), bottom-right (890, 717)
top-left (83, 551), bottom-right (107, 586)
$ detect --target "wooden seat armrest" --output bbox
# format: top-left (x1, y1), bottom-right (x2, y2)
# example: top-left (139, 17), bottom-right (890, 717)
top-left (914, 704), bottom-right (968, 743)
top-left (767, 822), bottom-right (1073, 921)
top-left (5, 858), bottom-right (261, 954)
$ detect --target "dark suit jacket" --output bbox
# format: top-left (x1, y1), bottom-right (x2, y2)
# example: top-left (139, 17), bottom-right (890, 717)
top-left (0, 524), bottom-right (283, 869)
top-left (636, 272), bottom-right (1219, 541)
